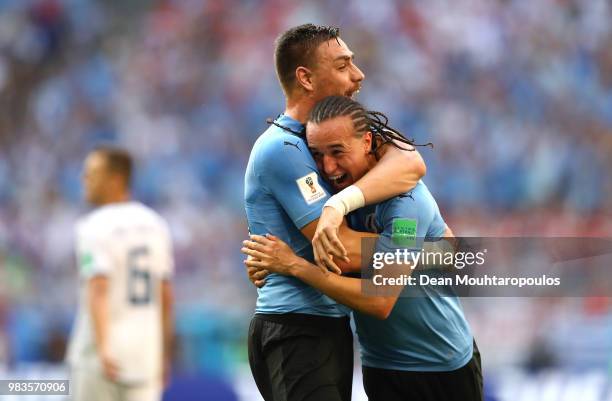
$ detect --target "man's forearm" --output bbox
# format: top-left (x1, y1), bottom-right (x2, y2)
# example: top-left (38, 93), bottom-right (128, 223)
top-left (161, 282), bottom-right (174, 364)
top-left (290, 258), bottom-right (393, 319)
top-left (354, 146), bottom-right (425, 204)
top-left (88, 278), bottom-right (110, 354)
top-left (335, 225), bottom-right (378, 273)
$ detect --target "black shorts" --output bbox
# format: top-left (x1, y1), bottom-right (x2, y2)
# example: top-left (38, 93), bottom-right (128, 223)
top-left (363, 341), bottom-right (483, 401)
top-left (248, 313), bottom-right (353, 401)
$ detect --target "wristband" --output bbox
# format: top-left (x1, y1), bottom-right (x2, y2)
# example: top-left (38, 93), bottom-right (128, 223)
top-left (323, 185), bottom-right (365, 216)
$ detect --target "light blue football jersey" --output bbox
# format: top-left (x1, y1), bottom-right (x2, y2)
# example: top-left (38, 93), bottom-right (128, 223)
top-left (349, 181), bottom-right (473, 371)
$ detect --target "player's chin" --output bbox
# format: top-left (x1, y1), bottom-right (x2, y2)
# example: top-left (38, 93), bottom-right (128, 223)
top-left (331, 180), bottom-right (351, 193)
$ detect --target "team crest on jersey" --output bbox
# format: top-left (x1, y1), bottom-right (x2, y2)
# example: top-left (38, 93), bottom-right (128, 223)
top-left (296, 172), bottom-right (327, 205)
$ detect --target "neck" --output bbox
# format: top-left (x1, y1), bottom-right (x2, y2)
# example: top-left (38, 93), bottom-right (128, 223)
top-left (99, 191), bottom-right (130, 206)
top-left (284, 93), bottom-right (316, 124)
top-left (366, 153), bottom-right (378, 171)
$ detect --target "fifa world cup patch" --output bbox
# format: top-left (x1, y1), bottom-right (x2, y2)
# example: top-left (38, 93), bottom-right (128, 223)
top-left (296, 172), bottom-right (327, 205)
top-left (392, 218), bottom-right (417, 247)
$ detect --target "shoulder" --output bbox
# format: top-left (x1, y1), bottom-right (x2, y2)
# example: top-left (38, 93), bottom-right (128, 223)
top-left (124, 202), bottom-right (170, 232)
top-left (376, 185), bottom-right (419, 218)
top-left (375, 182), bottom-right (438, 224)
top-left (252, 128), bottom-right (308, 166)
top-left (141, 204), bottom-right (171, 236)
top-left (79, 202), bottom-right (166, 236)
top-left (76, 207), bottom-right (115, 243)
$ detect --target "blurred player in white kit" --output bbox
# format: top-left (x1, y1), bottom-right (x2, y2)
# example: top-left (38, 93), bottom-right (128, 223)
top-left (66, 146), bottom-right (174, 401)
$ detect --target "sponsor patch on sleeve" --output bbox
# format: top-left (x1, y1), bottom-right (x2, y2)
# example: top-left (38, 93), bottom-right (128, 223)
top-left (80, 251), bottom-right (93, 274)
top-left (296, 172), bottom-right (327, 205)
top-left (392, 218), bottom-right (417, 247)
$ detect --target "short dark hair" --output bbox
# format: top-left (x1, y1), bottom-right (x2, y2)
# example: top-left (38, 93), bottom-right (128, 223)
top-left (93, 145), bottom-right (133, 185)
top-left (274, 24), bottom-right (340, 94)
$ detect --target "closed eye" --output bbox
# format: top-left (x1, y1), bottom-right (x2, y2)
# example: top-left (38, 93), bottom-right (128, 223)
top-left (310, 150), bottom-right (322, 159)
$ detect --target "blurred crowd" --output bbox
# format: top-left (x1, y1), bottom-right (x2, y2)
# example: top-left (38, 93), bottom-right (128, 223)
top-left (0, 0), bottom-right (611, 380)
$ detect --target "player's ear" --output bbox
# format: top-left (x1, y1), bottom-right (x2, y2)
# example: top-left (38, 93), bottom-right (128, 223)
top-left (363, 131), bottom-right (373, 153)
top-left (295, 66), bottom-right (314, 92)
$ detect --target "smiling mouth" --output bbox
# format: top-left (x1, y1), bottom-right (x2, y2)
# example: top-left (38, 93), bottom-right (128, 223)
top-left (346, 87), bottom-right (360, 98)
top-left (328, 173), bottom-right (349, 186)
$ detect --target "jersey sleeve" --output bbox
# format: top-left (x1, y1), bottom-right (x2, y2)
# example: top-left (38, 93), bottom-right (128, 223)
top-left (426, 204), bottom-right (447, 241)
top-left (258, 138), bottom-right (331, 229)
top-left (375, 196), bottom-right (426, 255)
top-left (420, 182), bottom-right (447, 241)
top-left (76, 221), bottom-right (113, 279)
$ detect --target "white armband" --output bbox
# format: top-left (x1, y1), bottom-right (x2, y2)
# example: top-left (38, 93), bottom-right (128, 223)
top-left (323, 185), bottom-right (365, 216)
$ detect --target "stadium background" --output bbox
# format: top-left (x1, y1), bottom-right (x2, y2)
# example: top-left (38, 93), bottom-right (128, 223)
top-left (0, 0), bottom-right (611, 400)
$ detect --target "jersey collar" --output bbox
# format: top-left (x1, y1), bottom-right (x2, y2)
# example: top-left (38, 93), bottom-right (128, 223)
top-left (273, 114), bottom-right (305, 138)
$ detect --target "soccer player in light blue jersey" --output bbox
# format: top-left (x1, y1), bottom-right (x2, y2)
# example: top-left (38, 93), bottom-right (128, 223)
top-left (244, 96), bottom-right (483, 401)
top-left (244, 25), bottom-right (428, 401)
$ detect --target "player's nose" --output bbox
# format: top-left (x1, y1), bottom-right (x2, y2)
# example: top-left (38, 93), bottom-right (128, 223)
top-left (351, 63), bottom-right (365, 83)
top-left (322, 155), bottom-right (338, 176)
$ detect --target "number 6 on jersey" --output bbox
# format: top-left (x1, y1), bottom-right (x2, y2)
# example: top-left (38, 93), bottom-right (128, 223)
top-left (128, 246), bottom-right (152, 305)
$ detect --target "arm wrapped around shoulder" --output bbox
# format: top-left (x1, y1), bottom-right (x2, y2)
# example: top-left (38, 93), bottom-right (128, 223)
top-left (323, 185), bottom-right (365, 216)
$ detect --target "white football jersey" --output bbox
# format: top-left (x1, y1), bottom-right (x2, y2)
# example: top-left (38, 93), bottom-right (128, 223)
top-left (67, 201), bottom-right (173, 384)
